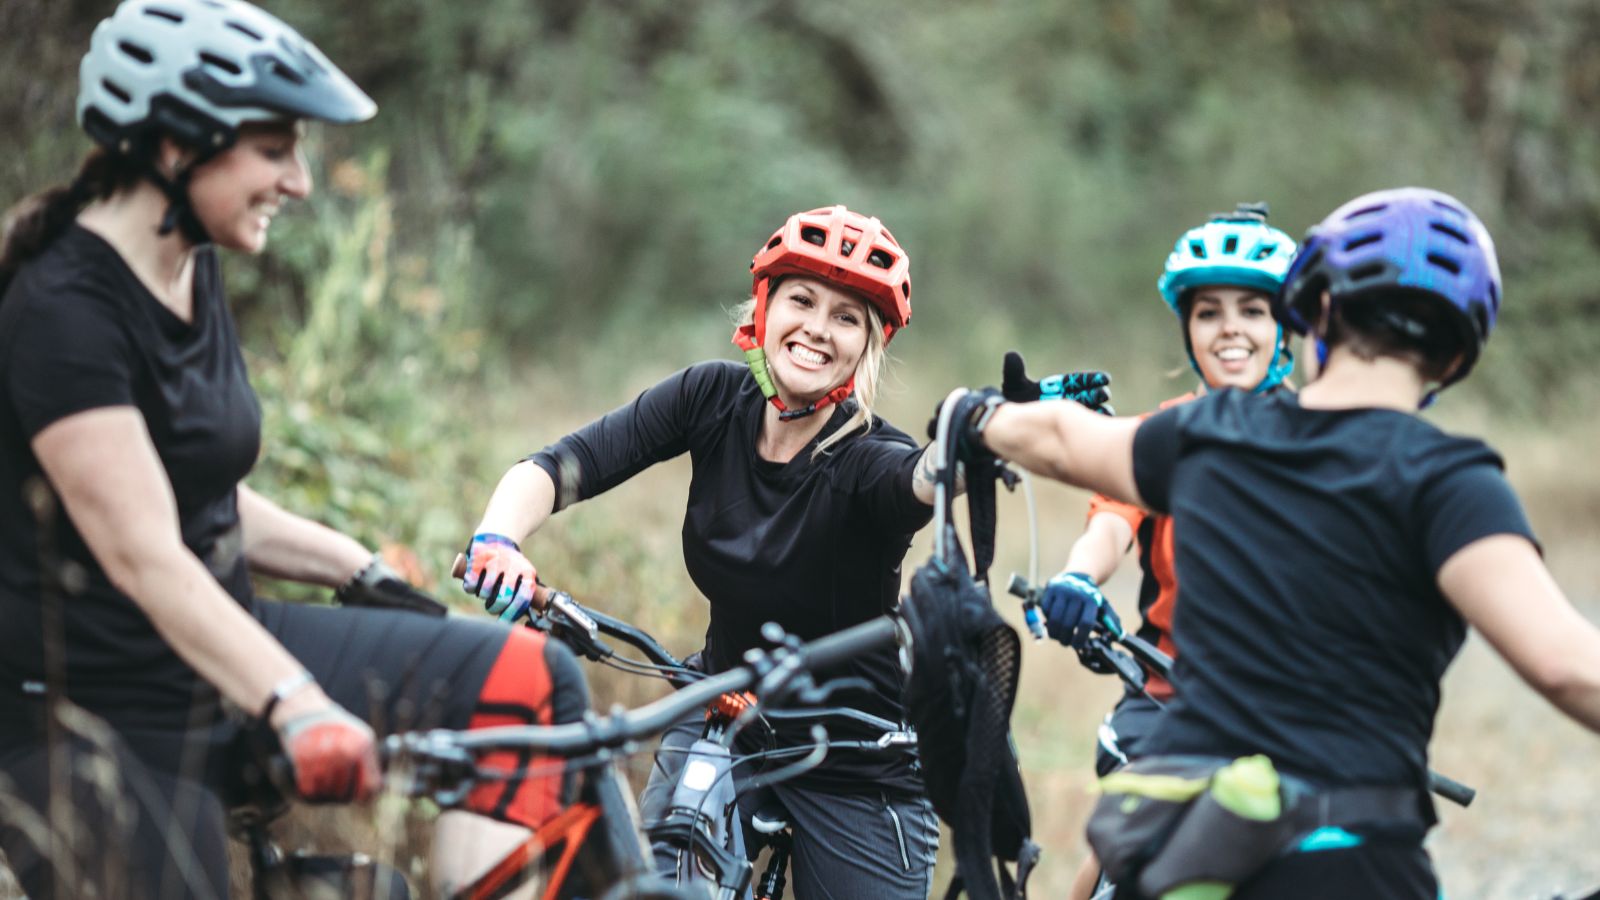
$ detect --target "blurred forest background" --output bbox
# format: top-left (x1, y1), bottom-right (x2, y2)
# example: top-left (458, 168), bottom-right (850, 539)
top-left (4, 0), bottom-right (1599, 896)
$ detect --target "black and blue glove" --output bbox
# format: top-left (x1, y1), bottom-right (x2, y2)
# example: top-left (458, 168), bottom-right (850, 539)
top-left (1002, 350), bottom-right (1113, 414)
top-left (1040, 571), bottom-right (1123, 650)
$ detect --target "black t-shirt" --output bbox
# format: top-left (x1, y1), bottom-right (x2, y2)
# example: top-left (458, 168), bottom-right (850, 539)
top-left (529, 360), bottom-right (931, 793)
top-left (1131, 388), bottom-right (1535, 789)
top-left (0, 226), bottom-right (261, 724)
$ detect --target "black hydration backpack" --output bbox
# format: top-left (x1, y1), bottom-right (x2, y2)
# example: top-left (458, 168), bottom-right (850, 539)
top-left (899, 424), bottom-right (1039, 900)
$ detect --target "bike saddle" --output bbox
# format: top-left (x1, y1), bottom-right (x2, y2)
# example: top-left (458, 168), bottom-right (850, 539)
top-left (750, 799), bottom-right (790, 835)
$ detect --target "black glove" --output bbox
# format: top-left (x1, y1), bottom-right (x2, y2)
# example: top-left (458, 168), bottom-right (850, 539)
top-left (1001, 350), bottom-right (1114, 414)
top-left (927, 387), bottom-right (1007, 463)
top-left (336, 556), bottom-right (449, 617)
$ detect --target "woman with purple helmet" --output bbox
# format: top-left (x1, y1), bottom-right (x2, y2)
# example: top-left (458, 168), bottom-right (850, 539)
top-left (941, 187), bottom-right (1600, 897)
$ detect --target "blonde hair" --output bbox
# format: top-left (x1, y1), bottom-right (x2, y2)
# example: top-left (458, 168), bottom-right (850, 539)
top-left (731, 287), bottom-right (888, 460)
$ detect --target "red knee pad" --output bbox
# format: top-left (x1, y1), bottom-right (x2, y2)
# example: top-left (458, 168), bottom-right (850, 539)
top-left (465, 627), bottom-right (563, 829)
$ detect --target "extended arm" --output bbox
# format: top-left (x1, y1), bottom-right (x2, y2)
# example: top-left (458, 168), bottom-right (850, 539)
top-left (910, 443), bottom-right (951, 506)
top-left (474, 460), bottom-right (558, 542)
top-left (980, 400), bottom-right (1145, 506)
top-left (1063, 512), bottom-right (1135, 585)
top-left (237, 484), bottom-right (370, 586)
top-left (1439, 534), bottom-right (1600, 731)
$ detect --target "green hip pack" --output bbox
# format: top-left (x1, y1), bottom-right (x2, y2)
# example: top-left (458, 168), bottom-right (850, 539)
top-left (1085, 754), bottom-right (1432, 900)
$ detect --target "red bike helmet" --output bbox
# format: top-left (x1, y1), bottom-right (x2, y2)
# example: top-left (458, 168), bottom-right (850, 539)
top-left (734, 206), bottom-right (913, 419)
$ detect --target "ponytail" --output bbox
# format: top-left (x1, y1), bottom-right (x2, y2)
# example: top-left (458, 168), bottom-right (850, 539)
top-left (0, 149), bottom-right (143, 298)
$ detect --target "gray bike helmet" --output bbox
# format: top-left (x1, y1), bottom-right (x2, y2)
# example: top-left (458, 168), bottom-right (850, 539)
top-left (79, 0), bottom-right (375, 151)
top-left (76, 0), bottom-right (374, 240)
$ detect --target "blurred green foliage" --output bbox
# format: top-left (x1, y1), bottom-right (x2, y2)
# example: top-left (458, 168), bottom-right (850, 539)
top-left (6, 0), bottom-right (1600, 577)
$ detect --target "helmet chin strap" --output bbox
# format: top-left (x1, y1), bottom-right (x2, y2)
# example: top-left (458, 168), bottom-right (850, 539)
top-left (145, 151), bottom-right (218, 246)
top-left (1252, 326), bottom-right (1294, 394)
top-left (734, 278), bottom-right (857, 420)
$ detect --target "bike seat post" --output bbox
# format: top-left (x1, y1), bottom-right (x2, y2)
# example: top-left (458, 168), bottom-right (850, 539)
top-left (243, 818), bottom-right (283, 900)
top-left (753, 828), bottom-right (793, 900)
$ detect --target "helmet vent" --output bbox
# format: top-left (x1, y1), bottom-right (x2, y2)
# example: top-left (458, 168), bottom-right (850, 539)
top-left (1426, 253), bottom-right (1461, 275)
top-left (1222, 235), bottom-right (1239, 254)
top-left (765, 236), bottom-right (781, 251)
top-left (102, 78), bottom-right (132, 104)
top-left (1250, 243), bottom-right (1277, 261)
top-left (269, 59), bottom-right (306, 85)
top-left (867, 249), bottom-right (895, 269)
top-left (118, 41), bottom-right (155, 65)
top-left (200, 52), bottom-right (242, 76)
top-left (1349, 262), bottom-right (1385, 282)
top-left (1188, 239), bottom-right (1206, 259)
top-left (841, 239), bottom-right (857, 256)
top-left (227, 21), bottom-right (264, 41)
top-left (800, 226), bottom-right (827, 247)
top-left (1430, 222), bottom-right (1469, 244)
top-left (1344, 232), bottom-right (1381, 252)
top-left (143, 7), bottom-right (184, 23)
top-left (1345, 203), bottom-right (1389, 220)
top-left (1431, 198), bottom-right (1465, 216)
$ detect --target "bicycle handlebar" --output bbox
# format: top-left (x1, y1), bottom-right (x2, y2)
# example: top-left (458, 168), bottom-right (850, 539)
top-left (386, 615), bottom-right (905, 763)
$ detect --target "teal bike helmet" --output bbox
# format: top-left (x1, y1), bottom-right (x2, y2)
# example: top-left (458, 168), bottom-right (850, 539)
top-left (1157, 203), bottom-right (1297, 393)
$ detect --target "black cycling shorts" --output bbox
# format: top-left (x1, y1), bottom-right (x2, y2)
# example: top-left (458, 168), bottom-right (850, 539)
top-left (0, 601), bottom-right (587, 900)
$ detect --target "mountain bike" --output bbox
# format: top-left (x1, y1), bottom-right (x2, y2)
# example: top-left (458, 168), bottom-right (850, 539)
top-left (234, 609), bottom-right (910, 900)
top-left (500, 582), bottom-right (919, 900)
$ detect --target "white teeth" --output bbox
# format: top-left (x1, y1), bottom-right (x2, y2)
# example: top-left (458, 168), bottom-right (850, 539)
top-left (1216, 348), bottom-right (1251, 361)
top-left (790, 344), bottom-right (828, 365)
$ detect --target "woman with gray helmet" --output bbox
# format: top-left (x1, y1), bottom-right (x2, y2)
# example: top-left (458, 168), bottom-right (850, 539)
top-left (0, 2), bottom-right (590, 896)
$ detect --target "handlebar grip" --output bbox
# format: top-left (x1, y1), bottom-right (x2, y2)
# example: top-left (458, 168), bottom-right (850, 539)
top-left (796, 617), bottom-right (901, 671)
top-left (1427, 769), bottom-right (1476, 808)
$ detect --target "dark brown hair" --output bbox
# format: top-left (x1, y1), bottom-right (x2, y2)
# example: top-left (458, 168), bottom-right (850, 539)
top-left (0, 149), bottom-right (145, 298)
top-left (1323, 290), bottom-right (1473, 383)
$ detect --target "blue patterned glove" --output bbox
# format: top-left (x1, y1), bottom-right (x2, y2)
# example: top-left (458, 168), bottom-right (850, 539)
top-left (1040, 572), bottom-right (1123, 650)
top-left (1002, 350), bottom-right (1113, 414)
top-left (460, 533), bottom-right (539, 622)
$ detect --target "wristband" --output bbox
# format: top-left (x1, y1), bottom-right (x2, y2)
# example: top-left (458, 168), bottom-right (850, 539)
top-left (335, 554), bottom-right (381, 603)
top-left (259, 669), bottom-right (316, 724)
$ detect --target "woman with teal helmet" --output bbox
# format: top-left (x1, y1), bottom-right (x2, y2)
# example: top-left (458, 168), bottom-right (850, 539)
top-left (1021, 203), bottom-right (1297, 900)
top-left (1156, 202), bottom-right (1298, 393)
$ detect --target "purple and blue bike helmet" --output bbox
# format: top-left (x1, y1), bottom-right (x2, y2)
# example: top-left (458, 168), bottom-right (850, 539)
top-left (1275, 188), bottom-right (1501, 394)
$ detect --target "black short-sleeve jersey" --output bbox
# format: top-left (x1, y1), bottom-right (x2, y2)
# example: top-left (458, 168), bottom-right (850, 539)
top-left (1131, 388), bottom-right (1536, 789)
top-left (528, 360), bottom-right (931, 793)
top-left (0, 226), bottom-right (261, 717)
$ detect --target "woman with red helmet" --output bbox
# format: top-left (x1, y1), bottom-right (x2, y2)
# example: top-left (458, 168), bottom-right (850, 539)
top-left (461, 203), bottom-right (1110, 896)
top-left (459, 205), bottom-right (944, 897)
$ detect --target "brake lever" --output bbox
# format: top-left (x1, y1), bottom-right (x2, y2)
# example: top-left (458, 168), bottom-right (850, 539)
top-left (543, 589), bottom-right (600, 643)
top-left (1082, 635), bottom-right (1146, 690)
top-left (384, 731), bottom-right (477, 807)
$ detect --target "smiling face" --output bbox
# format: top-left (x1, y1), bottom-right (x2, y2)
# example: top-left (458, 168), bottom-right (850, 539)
top-left (1186, 286), bottom-right (1280, 391)
top-left (184, 122), bottom-right (311, 253)
top-left (760, 276), bottom-right (872, 407)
